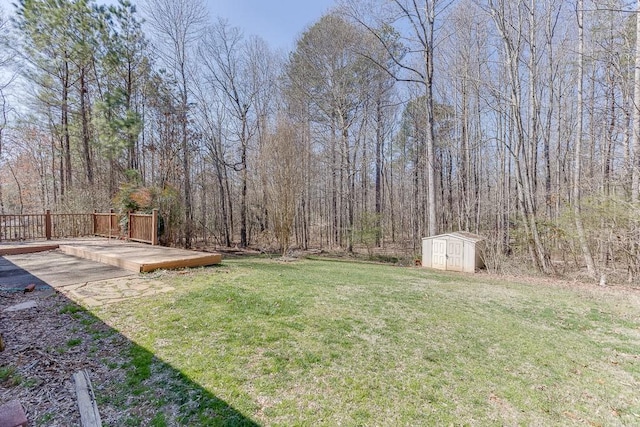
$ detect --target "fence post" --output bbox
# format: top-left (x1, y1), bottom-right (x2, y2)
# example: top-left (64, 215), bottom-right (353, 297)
top-left (92, 209), bottom-right (97, 236)
top-left (128, 211), bottom-right (132, 240)
top-left (110, 209), bottom-right (115, 240)
top-left (45, 210), bottom-right (52, 240)
top-left (151, 209), bottom-right (159, 246)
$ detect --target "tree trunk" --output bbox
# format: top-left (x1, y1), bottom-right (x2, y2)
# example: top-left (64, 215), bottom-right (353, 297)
top-left (424, 54), bottom-right (437, 237)
top-left (528, 0), bottom-right (538, 213)
top-left (80, 66), bottom-right (93, 186)
top-left (632, 0), bottom-right (640, 203)
top-left (181, 66), bottom-right (193, 248)
top-left (375, 97), bottom-right (383, 246)
top-left (0, 90), bottom-right (4, 216)
top-left (212, 135), bottom-right (231, 247)
top-left (574, 0), bottom-right (597, 279)
top-left (331, 117), bottom-right (339, 246)
top-left (240, 113), bottom-right (249, 248)
top-left (490, 0), bottom-right (552, 273)
top-left (343, 118), bottom-right (354, 252)
top-left (62, 58), bottom-right (71, 195)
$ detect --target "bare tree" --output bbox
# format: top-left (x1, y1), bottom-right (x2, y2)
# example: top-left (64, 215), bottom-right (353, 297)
top-left (144, 0), bottom-right (207, 248)
top-left (0, 7), bottom-right (12, 216)
top-left (573, 0), bottom-right (597, 279)
top-left (264, 117), bottom-right (303, 255)
top-left (342, 0), bottom-right (449, 237)
top-left (198, 20), bottom-right (272, 248)
top-left (439, 0), bottom-right (490, 233)
top-left (626, 0), bottom-right (640, 282)
top-left (0, 88), bottom-right (6, 215)
top-left (286, 14), bottom-right (371, 251)
top-left (632, 0), bottom-right (640, 203)
top-left (484, 0), bottom-right (553, 273)
top-left (190, 82), bottom-right (234, 247)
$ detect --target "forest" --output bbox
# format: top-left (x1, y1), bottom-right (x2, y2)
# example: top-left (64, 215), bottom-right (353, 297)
top-left (0, 0), bottom-right (639, 283)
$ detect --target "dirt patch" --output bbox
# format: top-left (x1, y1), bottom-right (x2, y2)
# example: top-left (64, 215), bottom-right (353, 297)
top-left (0, 290), bottom-right (129, 426)
top-left (479, 270), bottom-right (640, 299)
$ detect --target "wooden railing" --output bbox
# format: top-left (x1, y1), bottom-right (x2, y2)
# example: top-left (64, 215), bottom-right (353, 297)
top-left (51, 213), bottom-right (94, 238)
top-left (0, 210), bottom-right (159, 245)
top-left (0, 214), bottom-right (47, 241)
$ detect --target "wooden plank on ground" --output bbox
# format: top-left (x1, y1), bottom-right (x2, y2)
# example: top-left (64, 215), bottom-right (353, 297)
top-left (73, 370), bottom-right (102, 427)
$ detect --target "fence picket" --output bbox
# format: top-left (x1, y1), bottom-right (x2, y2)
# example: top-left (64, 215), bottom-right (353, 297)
top-left (0, 211), bottom-right (158, 244)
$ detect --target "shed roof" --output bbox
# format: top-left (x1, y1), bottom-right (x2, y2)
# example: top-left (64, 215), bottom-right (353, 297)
top-left (422, 231), bottom-right (485, 243)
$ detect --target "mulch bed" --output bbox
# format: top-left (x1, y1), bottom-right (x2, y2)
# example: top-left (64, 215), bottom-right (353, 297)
top-left (0, 289), bottom-right (129, 426)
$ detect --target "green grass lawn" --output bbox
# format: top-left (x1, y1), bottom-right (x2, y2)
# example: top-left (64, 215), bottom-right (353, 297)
top-left (95, 258), bottom-right (640, 426)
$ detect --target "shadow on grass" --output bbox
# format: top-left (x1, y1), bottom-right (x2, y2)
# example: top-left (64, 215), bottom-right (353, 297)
top-left (0, 269), bottom-right (260, 426)
top-left (115, 339), bottom-right (260, 426)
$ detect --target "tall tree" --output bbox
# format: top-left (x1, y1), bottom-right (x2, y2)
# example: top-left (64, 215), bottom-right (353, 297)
top-left (198, 20), bottom-right (271, 248)
top-left (95, 0), bottom-right (148, 190)
top-left (16, 0), bottom-right (78, 196)
top-left (365, 26), bottom-right (397, 246)
top-left (632, 0), bottom-right (640, 203)
top-left (486, 0), bottom-right (553, 273)
top-left (573, 0), bottom-right (597, 279)
top-left (0, 7), bottom-right (9, 215)
top-left (144, 0), bottom-right (206, 248)
top-left (190, 82), bottom-right (234, 247)
top-left (343, 0), bottom-right (446, 237)
top-left (287, 14), bottom-right (372, 250)
top-left (264, 116), bottom-right (303, 255)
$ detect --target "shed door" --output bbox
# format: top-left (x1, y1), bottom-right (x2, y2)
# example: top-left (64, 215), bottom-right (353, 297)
top-left (432, 239), bottom-right (447, 270)
top-left (447, 239), bottom-right (464, 272)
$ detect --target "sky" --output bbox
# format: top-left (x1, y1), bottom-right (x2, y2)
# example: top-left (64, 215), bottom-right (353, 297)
top-left (209, 0), bottom-right (336, 52)
top-left (0, 0), bottom-right (337, 53)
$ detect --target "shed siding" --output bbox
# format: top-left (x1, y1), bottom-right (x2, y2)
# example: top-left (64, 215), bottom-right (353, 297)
top-left (447, 239), bottom-right (464, 271)
top-left (463, 240), bottom-right (475, 273)
top-left (422, 232), bottom-right (485, 273)
top-left (422, 238), bottom-right (433, 268)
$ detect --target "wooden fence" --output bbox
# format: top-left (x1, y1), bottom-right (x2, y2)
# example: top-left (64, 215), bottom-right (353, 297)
top-left (128, 211), bottom-right (159, 245)
top-left (93, 211), bottom-right (120, 238)
top-left (0, 209), bottom-right (158, 245)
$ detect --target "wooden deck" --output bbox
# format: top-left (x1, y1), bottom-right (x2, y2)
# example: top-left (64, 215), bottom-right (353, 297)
top-left (0, 239), bottom-right (222, 273)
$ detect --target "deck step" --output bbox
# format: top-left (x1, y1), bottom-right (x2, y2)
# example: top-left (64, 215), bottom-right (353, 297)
top-left (59, 245), bottom-right (140, 272)
top-left (0, 244), bottom-right (59, 256)
top-left (59, 243), bottom-right (221, 273)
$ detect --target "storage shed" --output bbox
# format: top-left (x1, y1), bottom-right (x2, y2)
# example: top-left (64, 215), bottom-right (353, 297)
top-left (421, 232), bottom-right (485, 273)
